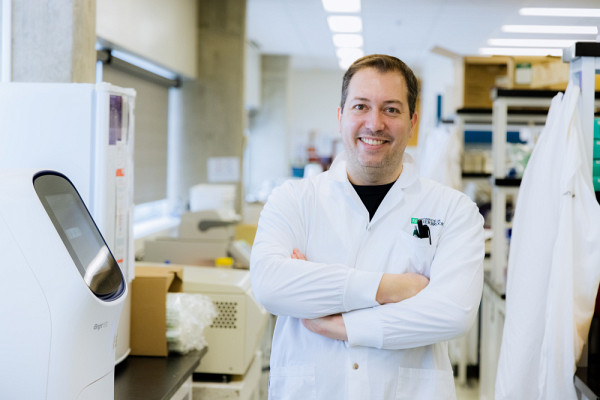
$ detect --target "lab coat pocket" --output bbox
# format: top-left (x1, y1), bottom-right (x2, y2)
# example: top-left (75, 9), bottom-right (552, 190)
top-left (269, 364), bottom-right (316, 400)
top-left (394, 231), bottom-right (436, 276)
top-left (394, 367), bottom-right (455, 400)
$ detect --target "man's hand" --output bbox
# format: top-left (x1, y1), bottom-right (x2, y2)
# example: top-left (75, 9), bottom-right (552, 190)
top-left (376, 273), bottom-right (429, 304)
top-left (301, 314), bottom-right (348, 341)
top-left (291, 248), bottom-right (307, 260)
top-left (290, 249), bottom-right (348, 341)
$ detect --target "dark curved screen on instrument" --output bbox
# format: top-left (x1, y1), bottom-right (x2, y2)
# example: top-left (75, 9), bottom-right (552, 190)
top-left (33, 172), bottom-right (124, 301)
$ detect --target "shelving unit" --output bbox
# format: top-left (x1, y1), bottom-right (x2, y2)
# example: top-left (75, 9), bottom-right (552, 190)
top-left (456, 108), bottom-right (548, 181)
top-left (479, 42), bottom-right (600, 400)
top-left (454, 107), bottom-right (550, 390)
top-left (480, 89), bottom-right (555, 400)
top-left (563, 41), bottom-right (600, 400)
top-left (489, 88), bottom-right (557, 287)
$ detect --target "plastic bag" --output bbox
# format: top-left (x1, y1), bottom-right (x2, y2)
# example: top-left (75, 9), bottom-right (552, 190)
top-left (166, 292), bottom-right (218, 354)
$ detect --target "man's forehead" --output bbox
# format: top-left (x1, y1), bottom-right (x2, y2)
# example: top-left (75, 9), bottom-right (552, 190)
top-left (347, 68), bottom-right (408, 101)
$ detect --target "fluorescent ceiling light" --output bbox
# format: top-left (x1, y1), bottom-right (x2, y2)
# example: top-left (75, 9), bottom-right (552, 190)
top-left (337, 47), bottom-right (364, 70)
top-left (322, 0), bottom-right (360, 13)
top-left (520, 7), bottom-right (600, 17)
top-left (502, 25), bottom-right (598, 35)
top-left (339, 58), bottom-right (354, 70)
top-left (327, 16), bottom-right (362, 32)
top-left (479, 47), bottom-right (562, 57)
top-left (336, 47), bottom-right (364, 60)
top-left (333, 34), bottom-right (363, 48)
top-left (487, 38), bottom-right (577, 48)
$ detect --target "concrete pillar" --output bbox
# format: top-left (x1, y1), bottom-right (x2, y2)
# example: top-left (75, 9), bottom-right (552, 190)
top-left (246, 55), bottom-right (291, 199)
top-left (10, 0), bottom-right (96, 82)
top-left (169, 0), bottom-right (246, 213)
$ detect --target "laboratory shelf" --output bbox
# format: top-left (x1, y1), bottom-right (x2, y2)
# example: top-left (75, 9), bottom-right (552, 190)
top-left (462, 172), bottom-right (492, 179)
top-left (564, 41), bottom-right (600, 59)
top-left (494, 178), bottom-right (521, 187)
top-left (480, 42), bottom-right (600, 400)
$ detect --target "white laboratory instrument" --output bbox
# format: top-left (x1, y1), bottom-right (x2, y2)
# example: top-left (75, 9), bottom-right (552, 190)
top-left (0, 170), bottom-right (126, 399)
top-left (182, 265), bottom-right (267, 375)
top-left (0, 82), bottom-right (136, 363)
top-left (143, 209), bottom-right (240, 264)
top-left (189, 183), bottom-right (237, 213)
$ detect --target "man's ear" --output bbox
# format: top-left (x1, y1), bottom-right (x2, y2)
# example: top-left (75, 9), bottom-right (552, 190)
top-left (409, 111), bottom-right (418, 137)
top-left (337, 106), bottom-right (343, 133)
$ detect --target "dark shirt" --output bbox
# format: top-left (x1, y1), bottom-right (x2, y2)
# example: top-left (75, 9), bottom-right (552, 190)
top-left (351, 181), bottom-right (395, 220)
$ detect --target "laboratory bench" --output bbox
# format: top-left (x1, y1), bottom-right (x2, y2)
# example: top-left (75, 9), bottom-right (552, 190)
top-left (115, 348), bottom-right (207, 400)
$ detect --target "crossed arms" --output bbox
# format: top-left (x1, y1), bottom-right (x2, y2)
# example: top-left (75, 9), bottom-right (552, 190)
top-left (291, 248), bottom-right (430, 341)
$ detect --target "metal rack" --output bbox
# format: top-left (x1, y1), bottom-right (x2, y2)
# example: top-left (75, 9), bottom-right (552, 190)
top-left (489, 88), bottom-right (557, 287)
top-left (480, 89), bottom-right (556, 400)
top-left (479, 42), bottom-right (600, 400)
top-left (563, 41), bottom-right (600, 400)
top-left (563, 42), bottom-right (600, 173)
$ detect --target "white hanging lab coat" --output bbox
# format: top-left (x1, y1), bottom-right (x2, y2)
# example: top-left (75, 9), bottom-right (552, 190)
top-left (418, 124), bottom-right (462, 191)
top-left (495, 83), bottom-right (600, 400)
top-left (419, 123), bottom-right (477, 368)
top-left (250, 153), bottom-right (484, 400)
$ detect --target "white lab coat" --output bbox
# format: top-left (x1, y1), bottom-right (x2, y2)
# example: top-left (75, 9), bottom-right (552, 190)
top-left (419, 124), bottom-right (462, 191)
top-left (495, 83), bottom-right (600, 399)
top-left (250, 153), bottom-right (484, 400)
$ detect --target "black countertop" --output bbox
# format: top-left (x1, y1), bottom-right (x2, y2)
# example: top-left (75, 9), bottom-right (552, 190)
top-left (575, 367), bottom-right (600, 400)
top-left (115, 349), bottom-right (207, 400)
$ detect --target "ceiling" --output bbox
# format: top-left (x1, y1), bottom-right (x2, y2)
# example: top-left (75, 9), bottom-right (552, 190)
top-left (246, 0), bottom-right (600, 72)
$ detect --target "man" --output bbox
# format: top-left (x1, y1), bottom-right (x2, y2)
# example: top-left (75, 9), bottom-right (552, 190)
top-left (250, 54), bottom-right (484, 400)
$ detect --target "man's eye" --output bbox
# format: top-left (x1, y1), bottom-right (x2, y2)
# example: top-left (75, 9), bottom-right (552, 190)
top-left (353, 104), bottom-right (366, 111)
top-left (385, 107), bottom-right (400, 114)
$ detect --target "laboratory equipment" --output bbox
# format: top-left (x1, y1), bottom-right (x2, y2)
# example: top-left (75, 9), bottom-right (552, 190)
top-left (0, 170), bottom-right (126, 399)
top-left (182, 265), bottom-right (267, 375)
top-left (189, 183), bottom-right (237, 213)
top-left (0, 82), bottom-right (136, 363)
top-left (143, 209), bottom-right (240, 264)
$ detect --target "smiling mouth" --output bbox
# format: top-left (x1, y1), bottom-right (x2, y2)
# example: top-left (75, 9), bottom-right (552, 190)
top-left (360, 137), bottom-right (387, 145)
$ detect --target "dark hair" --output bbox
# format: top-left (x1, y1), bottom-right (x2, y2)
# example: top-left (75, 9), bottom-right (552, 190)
top-left (340, 54), bottom-right (418, 117)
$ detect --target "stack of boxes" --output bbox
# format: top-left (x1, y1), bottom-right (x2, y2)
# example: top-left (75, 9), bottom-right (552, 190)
top-left (461, 56), bottom-right (571, 109)
top-left (594, 118), bottom-right (600, 191)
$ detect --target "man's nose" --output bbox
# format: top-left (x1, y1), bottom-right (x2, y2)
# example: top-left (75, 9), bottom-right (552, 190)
top-left (365, 110), bottom-right (385, 132)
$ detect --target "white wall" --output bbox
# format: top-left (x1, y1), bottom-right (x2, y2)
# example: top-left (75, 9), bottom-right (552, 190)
top-left (96, 0), bottom-right (197, 78)
top-left (418, 54), bottom-right (460, 148)
top-left (245, 66), bottom-right (344, 200)
top-left (288, 68), bottom-right (344, 163)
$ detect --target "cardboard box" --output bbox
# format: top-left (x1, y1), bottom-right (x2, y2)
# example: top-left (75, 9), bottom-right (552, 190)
top-left (234, 223), bottom-right (258, 245)
top-left (463, 56), bottom-right (510, 108)
top-left (461, 56), bottom-right (582, 109)
top-left (510, 56), bottom-right (568, 90)
top-left (130, 264), bottom-right (183, 356)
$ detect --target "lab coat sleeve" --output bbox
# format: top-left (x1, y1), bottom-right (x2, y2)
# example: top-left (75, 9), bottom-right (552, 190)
top-left (342, 196), bottom-right (484, 349)
top-left (250, 181), bottom-right (382, 320)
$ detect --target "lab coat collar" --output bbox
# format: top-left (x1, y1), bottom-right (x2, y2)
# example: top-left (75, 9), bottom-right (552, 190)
top-left (329, 151), bottom-right (419, 189)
